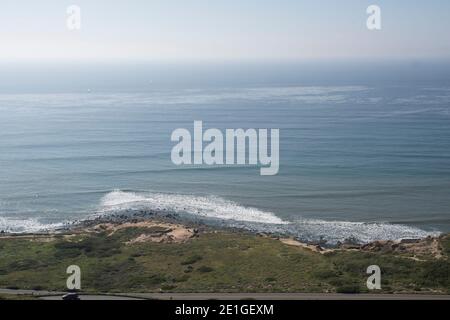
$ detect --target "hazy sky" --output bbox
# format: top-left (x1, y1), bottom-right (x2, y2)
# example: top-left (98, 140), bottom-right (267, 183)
top-left (1, 0), bottom-right (450, 62)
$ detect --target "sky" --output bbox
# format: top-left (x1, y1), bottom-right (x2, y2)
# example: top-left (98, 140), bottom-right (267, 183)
top-left (1, 0), bottom-right (450, 62)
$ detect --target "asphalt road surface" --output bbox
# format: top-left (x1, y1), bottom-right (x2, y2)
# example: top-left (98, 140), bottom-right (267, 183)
top-left (2, 289), bottom-right (450, 300)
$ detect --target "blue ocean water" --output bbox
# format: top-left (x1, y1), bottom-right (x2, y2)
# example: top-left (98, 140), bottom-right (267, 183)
top-left (1, 63), bottom-right (450, 244)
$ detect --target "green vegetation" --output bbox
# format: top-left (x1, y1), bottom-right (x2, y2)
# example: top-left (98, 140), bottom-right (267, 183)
top-left (0, 228), bottom-right (449, 294)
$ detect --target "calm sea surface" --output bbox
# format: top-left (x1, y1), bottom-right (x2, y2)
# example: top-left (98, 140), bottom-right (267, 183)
top-left (1, 65), bottom-right (450, 244)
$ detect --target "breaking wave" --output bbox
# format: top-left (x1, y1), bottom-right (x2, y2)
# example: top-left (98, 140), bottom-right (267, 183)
top-left (96, 190), bottom-right (439, 244)
top-left (0, 216), bottom-right (64, 234)
top-left (98, 190), bottom-right (288, 225)
top-left (286, 219), bottom-right (440, 245)
top-left (0, 190), bottom-right (440, 244)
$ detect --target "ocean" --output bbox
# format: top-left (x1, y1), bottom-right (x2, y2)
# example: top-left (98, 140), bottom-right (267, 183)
top-left (1, 62), bottom-right (450, 244)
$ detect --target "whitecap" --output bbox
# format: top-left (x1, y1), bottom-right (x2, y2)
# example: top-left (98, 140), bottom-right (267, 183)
top-left (0, 216), bottom-right (64, 233)
top-left (98, 190), bottom-right (288, 225)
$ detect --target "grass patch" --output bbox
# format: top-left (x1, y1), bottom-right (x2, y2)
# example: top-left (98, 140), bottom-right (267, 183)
top-left (181, 255), bottom-right (203, 265)
top-left (0, 230), bottom-right (448, 294)
top-left (336, 284), bottom-right (361, 294)
top-left (197, 266), bottom-right (214, 273)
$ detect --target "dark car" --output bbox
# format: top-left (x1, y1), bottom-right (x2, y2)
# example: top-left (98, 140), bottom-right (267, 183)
top-left (62, 292), bottom-right (80, 300)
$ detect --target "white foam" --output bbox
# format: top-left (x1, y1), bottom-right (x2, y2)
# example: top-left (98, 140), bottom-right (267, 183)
top-left (289, 219), bottom-right (440, 244)
top-left (1, 191), bottom-right (440, 244)
top-left (97, 191), bottom-right (441, 244)
top-left (99, 190), bottom-right (288, 225)
top-left (0, 216), bottom-right (64, 233)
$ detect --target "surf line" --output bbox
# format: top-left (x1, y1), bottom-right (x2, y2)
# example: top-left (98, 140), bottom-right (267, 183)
top-left (171, 121), bottom-right (279, 175)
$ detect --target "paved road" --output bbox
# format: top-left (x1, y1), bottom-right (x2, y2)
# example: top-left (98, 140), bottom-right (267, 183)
top-left (2, 289), bottom-right (450, 300)
top-left (0, 289), bottom-right (142, 300)
top-left (113, 292), bottom-right (450, 300)
top-left (0, 288), bottom-right (64, 296)
top-left (40, 295), bottom-right (143, 300)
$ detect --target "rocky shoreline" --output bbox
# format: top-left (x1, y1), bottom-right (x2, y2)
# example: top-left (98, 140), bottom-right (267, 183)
top-left (0, 212), bottom-right (449, 295)
top-left (2, 211), bottom-right (446, 261)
